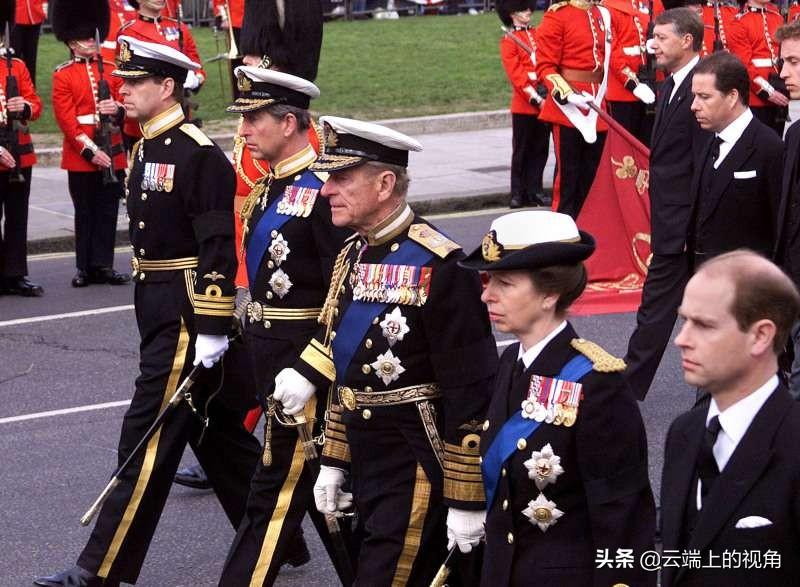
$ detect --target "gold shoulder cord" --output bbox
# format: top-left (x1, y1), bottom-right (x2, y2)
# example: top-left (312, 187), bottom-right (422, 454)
top-left (238, 174), bottom-right (273, 254)
top-left (319, 241), bottom-right (357, 345)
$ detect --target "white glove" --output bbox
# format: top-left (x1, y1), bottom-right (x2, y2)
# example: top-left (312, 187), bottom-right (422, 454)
top-left (183, 70), bottom-right (201, 91)
top-left (645, 38), bottom-right (656, 54)
top-left (193, 334), bottom-right (228, 368)
top-left (273, 367), bottom-right (316, 416)
top-left (567, 92), bottom-right (593, 108)
top-left (632, 83), bottom-right (656, 105)
top-left (313, 466), bottom-right (353, 514)
top-left (446, 508), bottom-right (486, 553)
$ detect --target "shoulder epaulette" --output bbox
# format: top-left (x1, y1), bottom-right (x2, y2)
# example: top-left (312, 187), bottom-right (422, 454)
top-left (548, 1), bottom-right (568, 10)
top-left (407, 223), bottom-right (461, 259)
top-left (54, 60), bottom-right (72, 72)
top-left (180, 123), bottom-right (214, 146)
top-left (163, 16), bottom-right (180, 24)
top-left (570, 338), bottom-right (626, 373)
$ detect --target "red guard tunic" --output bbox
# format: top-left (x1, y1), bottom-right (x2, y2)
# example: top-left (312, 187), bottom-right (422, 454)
top-left (790, 2), bottom-right (800, 21)
top-left (14, 0), bottom-right (45, 25)
top-left (51, 58), bottom-right (127, 173)
top-left (102, 0), bottom-right (137, 63)
top-left (500, 26), bottom-right (542, 115)
top-left (700, 3), bottom-right (739, 57)
top-left (606, 0), bottom-right (649, 103)
top-left (212, 0), bottom-right (244, 28)
top-left (116, 14), bottom-right (206, 138)
top-left (536, 0), bottom-right (609, 131)
top-left (727, 3), bottom-right (783, 108)
top-left (0, 55), bottom-right (41, 170)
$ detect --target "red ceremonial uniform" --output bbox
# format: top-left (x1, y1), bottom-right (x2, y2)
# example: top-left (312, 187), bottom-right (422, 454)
top-left (51, 57), bottom-right (127, 173)
top-left (231, 121), bottom-right (322, 287)
top-left (212, 0), bottom-right (244, 28)
top-left (500, 26), bottom-right (542, 115)
top-left (790, 2), bottom-right (800, 21)
top-left (15, 0), bottom-right (45, 25)
top-left (102, 0), bottom-right (137, 63)
top-left (536, 0), bottom-right (609, 131)
top-left (699, 3), bottom-right (739, 57)
top-left (116, 14), bottom-right (206, 138)
top-left (606, 0), bottom-right (649, 103)
top-left (0, 55), bottom-right (41, 170)
top-left (727, 3), bottom-right (783, 108)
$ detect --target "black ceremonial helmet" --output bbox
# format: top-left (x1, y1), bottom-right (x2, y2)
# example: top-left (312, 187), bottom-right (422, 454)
top-left (51, 0), bottom-right (111, 44)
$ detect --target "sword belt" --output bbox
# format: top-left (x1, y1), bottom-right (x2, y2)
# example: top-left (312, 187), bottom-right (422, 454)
top-left (337, 382), bottom-right (441, 411)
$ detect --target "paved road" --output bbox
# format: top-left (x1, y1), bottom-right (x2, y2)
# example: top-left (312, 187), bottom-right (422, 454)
top-left (0, 208), bottom-right (693, 586)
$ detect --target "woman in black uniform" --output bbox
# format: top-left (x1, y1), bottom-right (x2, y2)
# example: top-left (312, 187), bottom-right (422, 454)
top-left (459, 210), bottom-right (656, 587)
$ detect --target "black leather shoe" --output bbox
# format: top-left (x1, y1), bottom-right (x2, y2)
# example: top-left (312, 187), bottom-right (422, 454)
top-left (71, 271), bottom-right (89, 288)
top-left (4, 276), bottom-right (44, 297)
top-left (282, 529), bottom-right (311, 568)
top-left (173, 463), bottom-right (211, 490)
top-left (526, 192), bottom-right (546, 207)
top-left (34, 566), bottom-right (100, 587)
top-left (509, 194), bottom-right (524, 209)
top-left (89, 268), bottom-right (131, 285)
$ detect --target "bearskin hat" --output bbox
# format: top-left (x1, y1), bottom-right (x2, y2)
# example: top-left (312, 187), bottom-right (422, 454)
top-left (496, 0), bottom-right (535, 27)
top-left (239, 0), bottom-right (324, 82)
top-left (0, 0), bottom-right (14, 33)
top-left (51, 0), bottom-right (110, 43)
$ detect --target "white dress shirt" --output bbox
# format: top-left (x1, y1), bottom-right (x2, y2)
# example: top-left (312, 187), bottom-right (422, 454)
top-left (696, 374), bottom-right (778, 509)
top-left (669, 54), bottom-right (700, 103)
top-left (517, 321), bottom-right (568, 369)
top-left (713, 108), bottom-right (754, 169)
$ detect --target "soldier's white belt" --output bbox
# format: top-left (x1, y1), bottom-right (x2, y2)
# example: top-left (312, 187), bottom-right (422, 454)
top-left (337, 383), bottom-right (441, 411)
top-left (77, 114), bottom-right (98, 125)
top-left (246, 301), bottom-right (321, 326)
top-left (623, 46), bottom-right (643, 56)
top-left (751, 58), bottom-right (774, 68)
top-left (102, 40), bottom-right (116, 50)
top-left (130, 256), bottom-right (199, 278)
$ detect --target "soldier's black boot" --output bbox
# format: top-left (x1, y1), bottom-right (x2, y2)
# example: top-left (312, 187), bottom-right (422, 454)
top-left (282, 528), bottom-right (311, 567)
top-left (33, 566), bottom-right (103, 587)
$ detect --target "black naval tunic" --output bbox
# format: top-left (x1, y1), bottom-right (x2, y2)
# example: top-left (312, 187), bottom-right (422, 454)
top-left (220, 144), bottom-right (352, 586)
top-left (76, 104), bottom-right (260, 584)
top-left (295, 203), bottom-right (498, 586)
top-left (480, 322), bottom-right (656, 587)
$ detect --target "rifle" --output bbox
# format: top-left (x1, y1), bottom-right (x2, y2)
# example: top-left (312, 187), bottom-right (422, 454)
top-left (94, 29), bottom-right (119, 186)
top-left (176, 6), bottom-right (202, 128)
top-left (637, 0), bottom-right (657, 116)
top-left (712, 0), bottom-right (725, 52)
top-left (2, 23), bottom-right (25, 183)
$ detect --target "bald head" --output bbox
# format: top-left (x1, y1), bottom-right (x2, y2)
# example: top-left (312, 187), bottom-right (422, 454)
top-left (695, 250), bottom-right (800, 353)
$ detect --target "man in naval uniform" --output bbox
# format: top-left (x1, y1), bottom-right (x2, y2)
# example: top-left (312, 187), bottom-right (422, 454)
top-left (35, 37), bottom-right (260, 587)
top-left (218, 66), bottom-right (351, 586)
top-left (278, 116), bottom-right (498, 585)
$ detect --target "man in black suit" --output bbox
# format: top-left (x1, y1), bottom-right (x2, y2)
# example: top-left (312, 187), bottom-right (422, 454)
top-left (661, 250), bottom-right (800, 586)
top-left (625, 7), bottom-right (707, 400)
top-left (774, 21), bottom-right (800, 398)
top-left (688, 52), bottom-right (784, 265)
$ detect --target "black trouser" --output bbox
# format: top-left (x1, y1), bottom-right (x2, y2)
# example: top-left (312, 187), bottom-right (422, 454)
top-left (624, 252), bottom-right (691, 400)
top-left (752, 105), bottom-right (787, 137)
top-left (220, 326), bottom-right (353, 586)
top-left (552, 125), bottom-right (606, 219)
top-left (510, 113), bottom-right (550, 201)
top-left (10, 23), bottom-right (41, 85)
top-left (0, 167), bottom-right (32, 278)
top-left (344, 403), bottom-right (447, 586)
top-left (608, 100), bottom-right (653, 147)
top-left (67, 171), bottom-right (123, 273)
top-left (76, 272), bottom-right (260, 584)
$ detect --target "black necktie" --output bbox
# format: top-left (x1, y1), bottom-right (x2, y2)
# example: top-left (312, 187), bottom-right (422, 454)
top-left (661, 76), bottom-right (675, 105)
top-left (696, 415), bottom-right (722, 505)
top-left (700, 136), bottom-right (724, 200)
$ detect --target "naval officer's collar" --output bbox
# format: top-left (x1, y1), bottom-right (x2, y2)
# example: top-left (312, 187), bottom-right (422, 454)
top-left (272, 144), bottom-right (317, 180)
top-left (364, 203), bottom-right (413, 246)
top-left (141, 103), bottom-right (185, 139)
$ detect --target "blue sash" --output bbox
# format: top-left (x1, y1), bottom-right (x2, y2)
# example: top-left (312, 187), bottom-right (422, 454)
top-left (245, 171), bottom-right (323, 286)
top-left (332, 239), bottom-right (434, 378)
top-left (482, 354), bottom-right (593, 510)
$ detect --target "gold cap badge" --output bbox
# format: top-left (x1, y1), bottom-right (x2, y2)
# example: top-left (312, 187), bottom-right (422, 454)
top-left (237, 72), bottom-right (252, 92)
top-left (481, 230), bottom-right (503, 262)
top-left (118, 40), bottom-right (132, 63)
